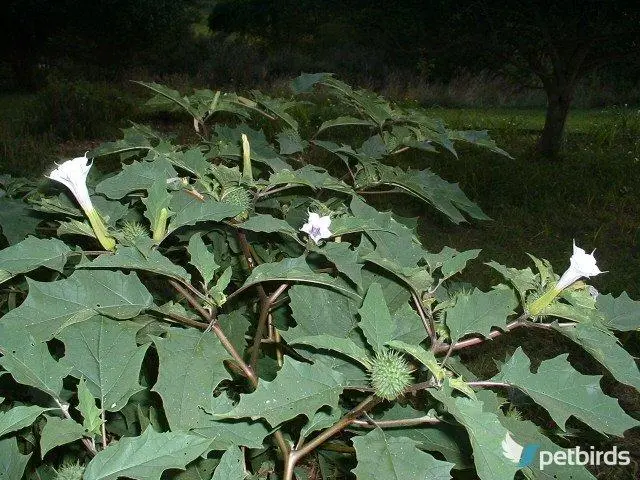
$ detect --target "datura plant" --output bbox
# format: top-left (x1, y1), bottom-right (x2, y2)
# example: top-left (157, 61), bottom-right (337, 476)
top-left (0, 74), bottom-right (637, 480)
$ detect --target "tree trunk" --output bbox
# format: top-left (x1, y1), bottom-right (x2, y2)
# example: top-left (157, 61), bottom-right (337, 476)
top-left (535, 84), bottom-right (575, 157)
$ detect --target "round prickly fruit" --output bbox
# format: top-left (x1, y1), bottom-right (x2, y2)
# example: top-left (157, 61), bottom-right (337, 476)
top-left (121, 221), bottom-right (149, 242)
top-left (368, 349), bottom-right (413, 400)
top-left (55, 462), bottom-right (85, 480)
top-left (221, 186), bottom-right (252, 221)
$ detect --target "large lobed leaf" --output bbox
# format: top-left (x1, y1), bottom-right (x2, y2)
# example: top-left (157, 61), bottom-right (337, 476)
top-left (493, 347), bottom-right (639, 436)
top-left (0, 236), bottom-right (70, 285)
top-left (0, 270), bottom-right (153, 341)
top-left (83, 428), bottom-right (211, 480)
top-left (152, 328), bottom-right (232, 431)
top-left (58, 317), bottom-right (149, 412)
top-left (216, 357), bottom-right (345, 427)
top-left (352, 428), bottom-right (454, 480)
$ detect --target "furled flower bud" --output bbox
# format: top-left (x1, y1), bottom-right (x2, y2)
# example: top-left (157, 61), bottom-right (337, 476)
top-left (300, 211), bottom-right (332, 244)
top-left (47, 154), bottom-right (116, 251)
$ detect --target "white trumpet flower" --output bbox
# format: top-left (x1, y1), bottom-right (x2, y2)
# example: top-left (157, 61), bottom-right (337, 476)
top-left (528, 240), bottom-right (602, 315)
top-left (47, 154), bottom-right (116, 251)
top-left (300, 212), bottom-right (332, 244)
top-left (555, 240), bottom-right (602, 291)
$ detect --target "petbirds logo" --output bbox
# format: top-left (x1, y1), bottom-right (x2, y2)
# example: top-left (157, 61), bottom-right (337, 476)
top-left (501, 433), bottom-right (631, 470)
top-left (501, 433), bottom-right (538, 467)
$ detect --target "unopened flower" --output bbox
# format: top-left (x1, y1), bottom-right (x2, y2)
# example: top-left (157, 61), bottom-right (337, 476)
top-left (555, 240), bottom-right (602, 291)
top-left (47, 154), bottom-right (116, 251)
top-left (300, 212), bottom-right (332, 244)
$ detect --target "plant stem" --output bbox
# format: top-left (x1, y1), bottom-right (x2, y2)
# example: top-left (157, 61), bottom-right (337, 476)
top-left (169, 280), bottom-right (290, 458)
top-left (54, 399), bottom-right (97, 456)
top-left (101, 408), bottom-right (107, 450)
top-left (468, 381), bottom-right (510, 388)
top-left (250, 283), bottom-right (289, 370)
top-left (351, 415), bottom-right (441, 428)
top-left (433, 317), bottom-right (528, 354)
top-left (411, 291), bottom-right (437, 347)
top-left (283, 395), bottom-right (380, 480)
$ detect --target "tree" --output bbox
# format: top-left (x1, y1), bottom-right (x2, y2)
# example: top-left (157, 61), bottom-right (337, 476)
top-left (449, 0), bottom-right (640, 157)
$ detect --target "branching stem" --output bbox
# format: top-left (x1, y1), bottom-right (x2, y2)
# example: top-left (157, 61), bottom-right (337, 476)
top-left (283, 395), bottom-right (381, 480)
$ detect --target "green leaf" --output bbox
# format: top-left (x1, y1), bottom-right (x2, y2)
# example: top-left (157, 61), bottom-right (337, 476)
top-left (152, 328), bottom-right (232, 431)
top-left (492, 347), bottom-right (639, 436)
top-left (0, 326), bottom-right (72, 398)
top-left (188, 234), bottom-right (220, 287)
top-left (290, 72), bottom-right (332, 94)
top-left (237, 214), bottom-right (299, 239)
top-left (1, 270), bottom-right (153, 341)
top-left (78, 377), bottom-right (103, 435)
top-left (265, 165), bottom-right (355, 195)
top-left (352, 428), bottom-right (454, 480)
top-left (597, 292), bottom-right (640, 331)
top-left (387, 340), bottom-right (444, 381)
top-left (58, 317), bottom-right (149, 412)
top-left (167, 191), bottom-right (245, 236)
top-left (242, 255), bottom-right (359, 299)
top-left (430, 382), bottom-right (521, 480)
top-left (0, 437), bottom-right (31, 480)
top-left (217, 310), bottom-right (251, 354)
top-left (350, 196), bottom-right (423, 268)
top-left (0, 237), bottom-right (70, 285)
top-left (283, 284), bottom-right (359, 341)
top-left (211, 124), bottom-right (290, 172)
top-left (193, 395), bottom-right (269, 450)
top-left (300, 406), bottom-right (342, 438)
top-left (289, 335), bottom-right (371, 367)
top-left (173, 459), bottom-right (219, 480)
top-left (172, 148), bottom-right (211, 178)
top-left (486, 261), bottom-right (538, 302)
top-left (212, 447), bottom-right (246, 480)
top-left (251, 91), bottom-right (299, 130)
top-left (445, 286), bottom-right (517, 343)
top-left (142, 180), bottom-right (173, 231)
top-left (553, 322), bottom-right (640, 392)
top-left (276, 129), bottom-right (307, 155)
top-left (448, 130), bottom-right (511, 157)
top-left (378, 168), bottom-right (489, 224)
top-left (83, 427), bottom-right (211, 480)
top-left (95, 158), bottom-right (177, 199)
top-left (40, 416), bottom-right (86, 457)
top-left (0, 197), bottom-right (42, 245)
top-left (79, 245), bottom-right (190, 283)
top-left (390, 302), bottom-right (429, 345)
top-left (315, 242), bottom-right (363, 289)
top-left (358, 283), bottom-right (395, 354)
top-left (134, 81), bottom-right (200, 119)
top-left (217, 357), bottom-right (344, 427)
top-left (423, 247), bottom-right (481, 280)
top-left (375, 404), bottom-right (472, 469)
top-left (317, 116), bottom-right (376, 135)
top-left (0, 405), bottom-right (50, 437)
top-left (477, 390), bottom-right (596, 480)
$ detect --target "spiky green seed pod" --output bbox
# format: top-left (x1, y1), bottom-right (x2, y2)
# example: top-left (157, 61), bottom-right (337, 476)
top-left (121, 221), bottom-right (149, 243)
top-left (55, 461), bottom-right (85, 480)
top-left (368, 349), bottom-right (413, 400)
top-left (221, 186), bottom-right (252, 221)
